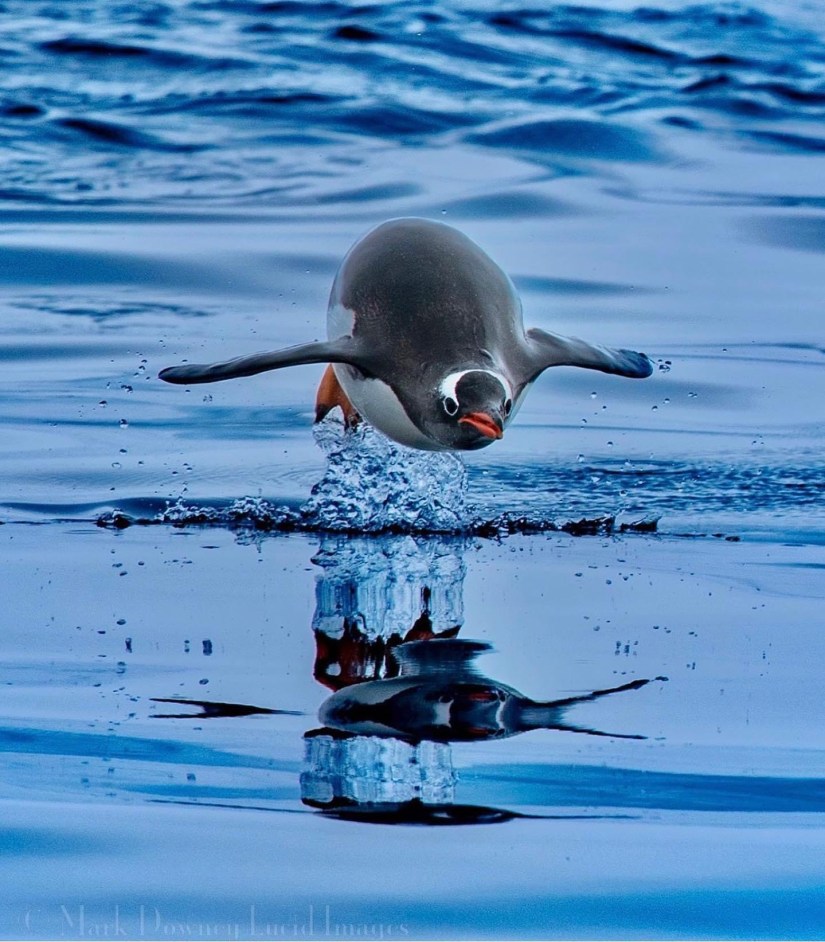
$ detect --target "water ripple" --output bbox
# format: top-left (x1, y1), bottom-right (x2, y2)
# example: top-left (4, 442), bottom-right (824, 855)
top-left (91, 416), bottom-right (656, 536)
top-left (1, 0), bottom-right (823, 204)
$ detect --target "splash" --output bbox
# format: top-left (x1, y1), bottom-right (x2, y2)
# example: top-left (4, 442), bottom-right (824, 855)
top-left (303, 414), bottom-right (468, 532)
top-left (97, 413), bottom-right (657, 536)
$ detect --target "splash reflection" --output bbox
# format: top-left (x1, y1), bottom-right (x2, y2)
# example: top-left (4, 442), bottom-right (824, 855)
top-left (311, 535), bottom-right (465, 690)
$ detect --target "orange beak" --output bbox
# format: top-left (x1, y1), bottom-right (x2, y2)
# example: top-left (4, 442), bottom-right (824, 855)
top-left (458, 411), bottom-right (503, 440)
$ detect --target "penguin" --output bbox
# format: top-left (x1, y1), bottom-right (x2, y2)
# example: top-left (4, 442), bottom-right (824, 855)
top-left (159, 218), bottom-right (653, 451)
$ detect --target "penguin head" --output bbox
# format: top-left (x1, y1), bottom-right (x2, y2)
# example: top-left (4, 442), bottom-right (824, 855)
top-left (426, 369), bottom-right (513, 451)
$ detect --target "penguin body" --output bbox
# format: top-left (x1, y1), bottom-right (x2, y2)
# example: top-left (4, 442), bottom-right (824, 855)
top-left (160, 218), bottom-right (652, 451)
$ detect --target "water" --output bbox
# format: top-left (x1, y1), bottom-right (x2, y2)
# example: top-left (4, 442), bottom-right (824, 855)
top-left (1, 1), bottom-right (825, 939)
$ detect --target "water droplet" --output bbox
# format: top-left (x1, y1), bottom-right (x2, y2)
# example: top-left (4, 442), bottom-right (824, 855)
top-left (111, 461), bottom-right (122, 469)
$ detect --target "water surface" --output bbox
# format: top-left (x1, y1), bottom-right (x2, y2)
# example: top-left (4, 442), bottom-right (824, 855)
top-left (1, 1), bottom-right (824, 939)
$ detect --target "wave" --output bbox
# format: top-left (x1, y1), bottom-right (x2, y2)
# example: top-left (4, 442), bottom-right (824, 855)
top-left (39, 36), bottom-right (252, 70)
top-left (2, 0), bottom-right (822, 204)
top-left (545, 28), bottom-right (681, 61)
top-left (53, 116), bottom-right (204, 153)
top-left (466, 117), bottom-right (657, 162)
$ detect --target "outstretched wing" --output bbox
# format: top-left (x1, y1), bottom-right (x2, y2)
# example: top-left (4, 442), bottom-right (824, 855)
top-left (159, 337), bottom-right (368, 385)
top-left (524, 327), bottom-right (653, 380)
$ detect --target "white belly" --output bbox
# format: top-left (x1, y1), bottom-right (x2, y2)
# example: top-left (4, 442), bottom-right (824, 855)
top-left (333, 366), bottom-right (442, 451)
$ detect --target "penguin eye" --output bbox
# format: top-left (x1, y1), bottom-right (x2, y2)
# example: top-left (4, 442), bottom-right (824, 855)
top-left (443, 396), bottom-right (459, 417)
top-left (503, 397), bottom-right (513, 417)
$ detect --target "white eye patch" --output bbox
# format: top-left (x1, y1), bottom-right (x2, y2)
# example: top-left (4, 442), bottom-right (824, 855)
top-left (438, 369), bottom-right (512, 403)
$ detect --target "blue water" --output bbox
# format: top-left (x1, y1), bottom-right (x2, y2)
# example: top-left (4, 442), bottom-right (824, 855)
top-left (2, 0), bottom-right (825, 206)
top-left (1, 1), bottom-right (825, 939)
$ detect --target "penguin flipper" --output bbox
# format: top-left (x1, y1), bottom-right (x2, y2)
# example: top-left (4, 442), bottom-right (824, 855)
top-left (159, 337), bottom-right (367, 385)
top-left (525, 327), bottom-right (653, 380)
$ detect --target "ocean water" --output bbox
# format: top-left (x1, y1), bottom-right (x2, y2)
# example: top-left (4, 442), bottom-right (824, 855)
top-left (1, 1), bottom-right (824, 939)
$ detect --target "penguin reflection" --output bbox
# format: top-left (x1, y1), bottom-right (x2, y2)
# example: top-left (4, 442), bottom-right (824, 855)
top-left (303, 537), bottom-right (663, 824)
top-left (309, 534), bottom-right (660, 741)
top-left (315, 638), bottom-right (660, 744)
top-left (302, 639), bottom-right (663, 824)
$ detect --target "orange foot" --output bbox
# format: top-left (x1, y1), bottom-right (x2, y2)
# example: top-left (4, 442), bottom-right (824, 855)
top-left (315, 364), bottom-right (360, 427)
